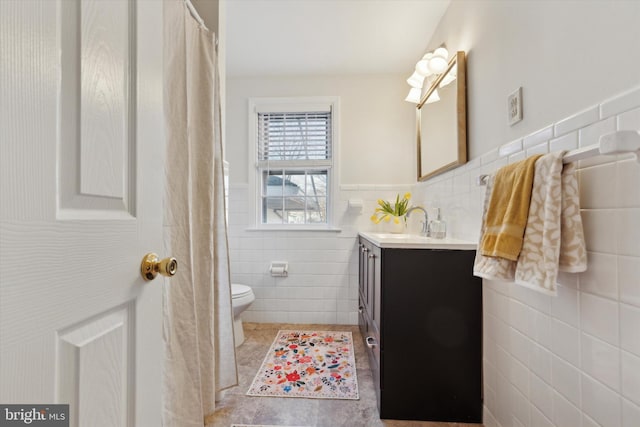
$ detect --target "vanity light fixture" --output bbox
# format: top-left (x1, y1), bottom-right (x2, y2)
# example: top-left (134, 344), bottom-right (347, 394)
top-left (424, 89), bottom-right (440, 104)
top-left (405, 87), bottom-right (422, 103)
top-left (428, 47), bottom-right (449, 74)
top-left (406, 71), bottom-right (425, 88)
top-left (439, 63), bottom-right (457, 87)
top-left (415, 53), bottom-right (433, 76)
top-left (404, 44), bottom-right (449, 103)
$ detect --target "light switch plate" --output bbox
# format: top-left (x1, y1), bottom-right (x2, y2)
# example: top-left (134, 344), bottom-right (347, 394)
top-left (508, 86), bottom-right (523, 126)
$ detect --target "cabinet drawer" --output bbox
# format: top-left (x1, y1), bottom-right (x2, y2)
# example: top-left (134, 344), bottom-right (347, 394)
top-left (364, 322), bottom-right (380, 376)
top-left (364, 319), bottom-right (382, 410)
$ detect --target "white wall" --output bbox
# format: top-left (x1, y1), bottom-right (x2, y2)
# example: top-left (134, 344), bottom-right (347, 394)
top-left (226, 75), bottom-right (415, 324)
top-left (412, 1), bottom-right (640, 426)
top-left (226, 75), bottom-right (416, 184)
top-left (423, 0), bottom-right (640, 159)
top-left (190, 0), bottom-right (226, 152)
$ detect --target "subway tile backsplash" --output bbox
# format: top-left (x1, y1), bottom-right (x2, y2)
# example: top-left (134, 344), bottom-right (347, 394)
top-left (227, 86), bottom-right (640, 426)
top-left (410, 86), bottom-right (639, 427)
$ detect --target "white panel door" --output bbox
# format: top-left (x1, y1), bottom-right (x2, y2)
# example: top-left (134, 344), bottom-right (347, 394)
top-left (1, 1), bottom-right (164, 426)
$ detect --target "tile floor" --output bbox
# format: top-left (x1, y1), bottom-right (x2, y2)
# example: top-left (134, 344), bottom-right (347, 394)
top-left (206, 323), bottom-right (483, 427)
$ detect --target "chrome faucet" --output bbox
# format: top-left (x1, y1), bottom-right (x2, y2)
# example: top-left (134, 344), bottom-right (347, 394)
top-left (406, 206), bottom-right (429, 236)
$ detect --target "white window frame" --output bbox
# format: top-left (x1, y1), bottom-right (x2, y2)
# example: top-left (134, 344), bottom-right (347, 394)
top-left (248, 96), bottom-right (340, 231)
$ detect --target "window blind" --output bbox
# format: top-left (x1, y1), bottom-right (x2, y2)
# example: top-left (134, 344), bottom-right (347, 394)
top-left (257, 111), bottom-right (332, 163)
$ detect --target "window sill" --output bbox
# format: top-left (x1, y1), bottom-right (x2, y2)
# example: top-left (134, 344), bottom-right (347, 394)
top-left (245, 226), bottom-right (342, 232)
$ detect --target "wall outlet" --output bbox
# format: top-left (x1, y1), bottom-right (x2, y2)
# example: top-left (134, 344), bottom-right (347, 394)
top-left (508, 86), bottom-right (523, 126)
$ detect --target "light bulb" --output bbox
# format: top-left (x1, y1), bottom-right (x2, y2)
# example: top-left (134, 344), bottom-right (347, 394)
top-left (428, 46), bottom-right (449, 74)
top-left (415, 60), bottom-right (430, 77)
top-left (404, 87), bottom-right (422, 103)
top-left (428, 56), bottom-right (448, 74)
top-left (433, 47), bottom-right (449, 60)
top-left (406, 71), bottom-right (425, 88)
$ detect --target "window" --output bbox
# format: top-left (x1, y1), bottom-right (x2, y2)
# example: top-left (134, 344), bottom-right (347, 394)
top-left (250, 98), bottom-right (338, 228)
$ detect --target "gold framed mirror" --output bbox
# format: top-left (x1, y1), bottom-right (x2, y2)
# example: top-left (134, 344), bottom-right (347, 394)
top-left (417, 51), bottom-right (467, 181)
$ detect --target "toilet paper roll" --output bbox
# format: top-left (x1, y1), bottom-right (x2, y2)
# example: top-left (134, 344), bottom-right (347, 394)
top-left (270, 266), bottom-right (286, 276)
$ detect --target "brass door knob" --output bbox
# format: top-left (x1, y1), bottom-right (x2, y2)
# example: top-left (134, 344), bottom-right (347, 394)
top-left (140, 253), bottom-right (178, 281)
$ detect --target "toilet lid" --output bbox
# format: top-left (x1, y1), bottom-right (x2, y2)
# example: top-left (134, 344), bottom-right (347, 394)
top-left (231, 284), bottom-right (252, 298)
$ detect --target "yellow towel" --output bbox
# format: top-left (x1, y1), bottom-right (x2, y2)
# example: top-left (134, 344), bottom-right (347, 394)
top-left (480, 154), bottom-right (542, 261)
top-left (474, 152), bottom-right (588, 295)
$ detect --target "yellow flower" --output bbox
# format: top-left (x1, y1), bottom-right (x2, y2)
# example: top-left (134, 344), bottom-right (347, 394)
top-left (393, 217), bottom-right (400, 224)
top-left (371, 193), bottom-right (413, 224)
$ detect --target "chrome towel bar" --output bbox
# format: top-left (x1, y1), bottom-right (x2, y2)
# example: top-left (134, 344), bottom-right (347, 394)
top-left (477, 130), bottom-right (640, 186)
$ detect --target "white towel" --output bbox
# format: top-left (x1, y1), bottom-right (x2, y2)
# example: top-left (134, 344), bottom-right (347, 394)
top-left (474, 152), bottom-right (587, 295)
top-left (558, 162), bottom-right (588, 273)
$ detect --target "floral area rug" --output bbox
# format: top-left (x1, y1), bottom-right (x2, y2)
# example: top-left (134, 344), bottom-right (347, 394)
top-left (246, 330), bottom-right (359, 400)
top-left (230, 425), bottom-right (310, 427)
top-left (230, 425), bottom-right (309, 427)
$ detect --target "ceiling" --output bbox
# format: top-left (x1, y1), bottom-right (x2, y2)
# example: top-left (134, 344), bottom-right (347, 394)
top-left (225, 0), bottom-right (451, 77)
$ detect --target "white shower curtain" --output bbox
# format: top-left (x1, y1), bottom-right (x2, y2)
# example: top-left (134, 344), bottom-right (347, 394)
top-left (162, 1), bottom-right (238, 425)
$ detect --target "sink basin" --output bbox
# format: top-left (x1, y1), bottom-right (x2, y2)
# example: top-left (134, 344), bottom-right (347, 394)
top-left (368, 233), bottom-right (426, 239)
top-left (359, 232), bottom-right (476, 250)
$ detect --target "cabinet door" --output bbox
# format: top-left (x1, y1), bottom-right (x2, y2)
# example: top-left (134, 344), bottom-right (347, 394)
top-left (366, 245), bottom-right (375, 313)
top-left (371, 245), bottom-right (382, 334)
top-left (358, 240), bottom-right (368, 307)
top-left (381, 249), bottom-right (482, 422)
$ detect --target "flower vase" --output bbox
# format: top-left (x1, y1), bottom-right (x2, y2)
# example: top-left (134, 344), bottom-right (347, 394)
top-left (386, 215), bottom-right (406, 234)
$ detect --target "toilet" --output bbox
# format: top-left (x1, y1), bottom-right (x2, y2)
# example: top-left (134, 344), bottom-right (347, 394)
top-left (231, 283), bottom-right (255, 347)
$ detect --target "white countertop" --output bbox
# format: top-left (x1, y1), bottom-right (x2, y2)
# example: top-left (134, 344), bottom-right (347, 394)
top-left (359, 231), bottom-right (477, 250)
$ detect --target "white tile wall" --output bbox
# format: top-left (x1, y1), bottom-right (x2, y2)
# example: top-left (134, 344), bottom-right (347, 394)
top-left (553, 391), bottom-right (581, 427)
top-left (622, 398), bottom-right (640, 427)
top-left (227, 183), bottom-right (410, 324)
top-left (412, 86), bottom-right (640, 427)
top-left (227, 86), bottom-right (639, 425)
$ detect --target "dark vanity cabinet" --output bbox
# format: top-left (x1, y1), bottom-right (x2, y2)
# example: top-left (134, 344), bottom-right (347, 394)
top-left (358, 236), bottom-right (483, 423)
top-left (358, 237), bottom-right (382, 406)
